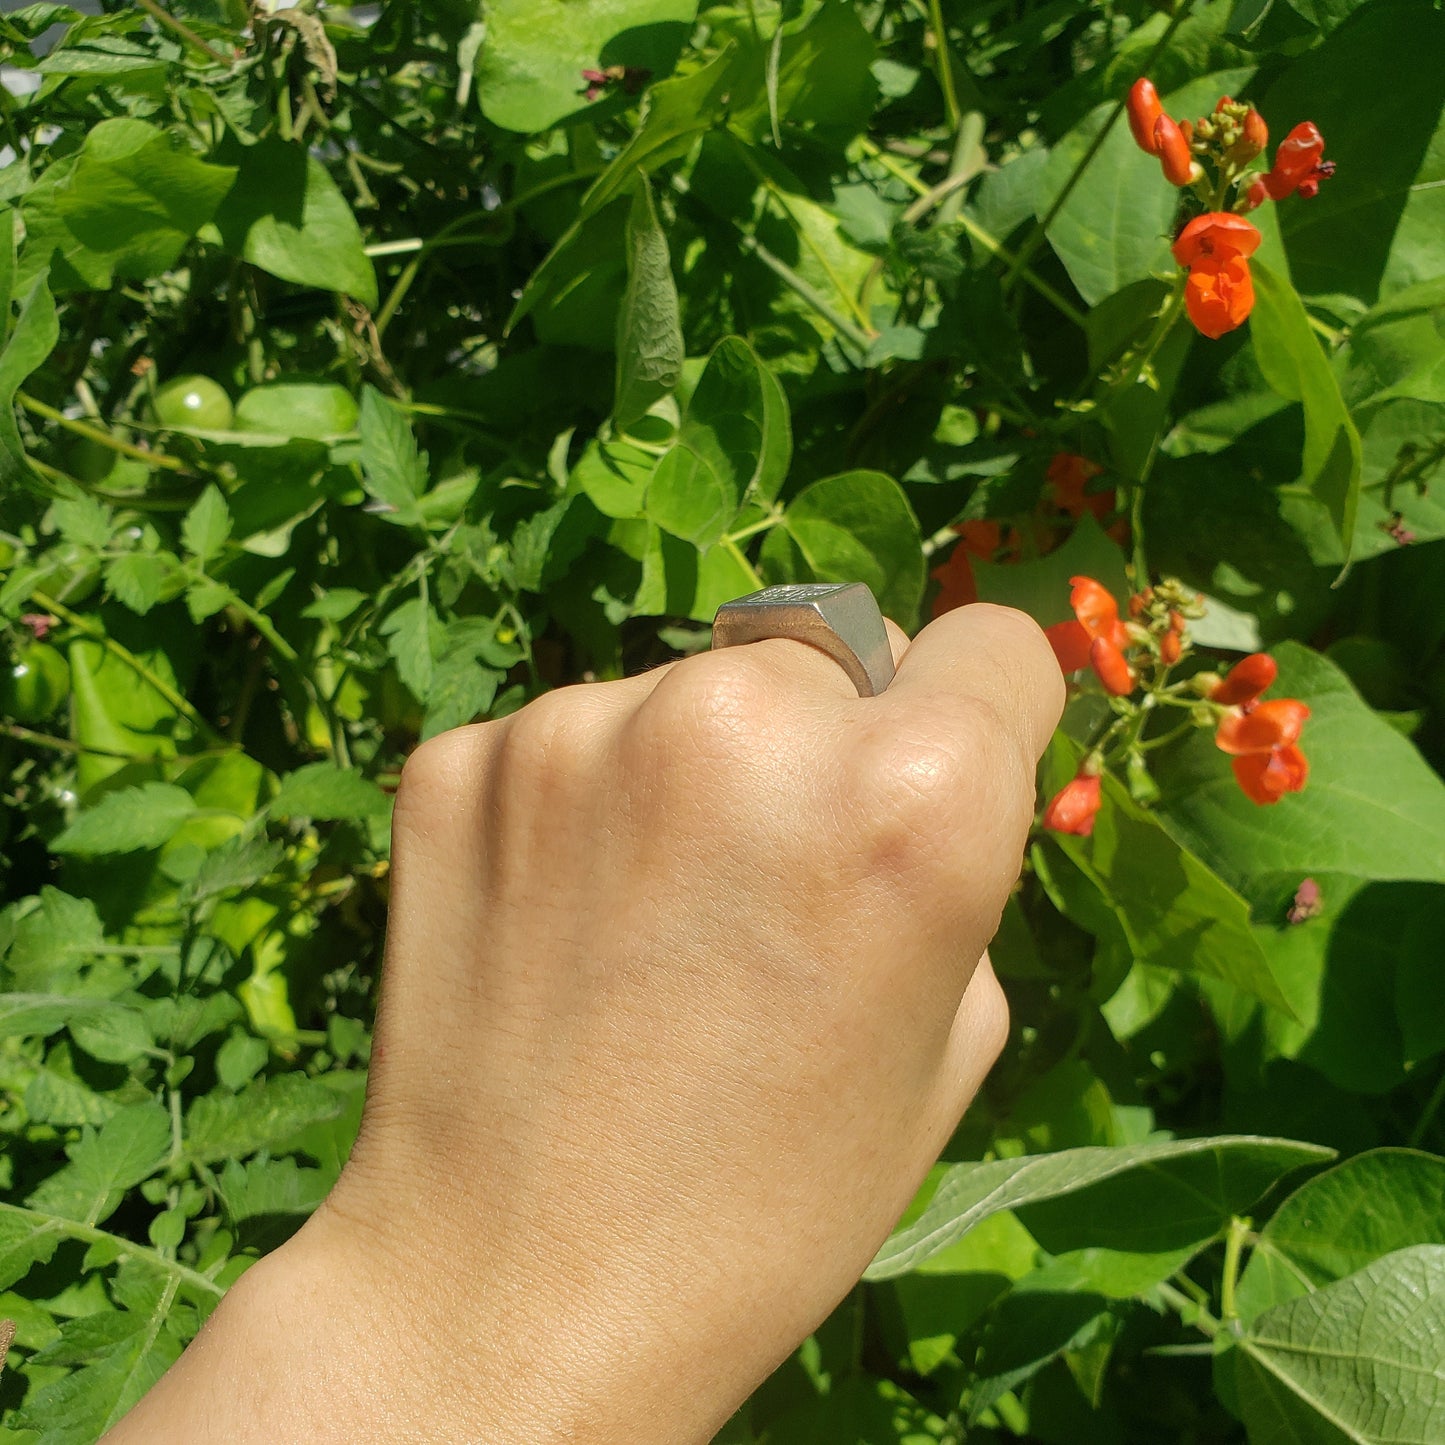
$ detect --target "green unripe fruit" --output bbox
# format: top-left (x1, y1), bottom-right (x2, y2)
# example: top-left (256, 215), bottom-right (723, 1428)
top-left (1, 643), bottom-right (70, 723)
top-left (233, 382), bottom-right (360, 440)
top-left (152, 375), bottom-right (234, 431)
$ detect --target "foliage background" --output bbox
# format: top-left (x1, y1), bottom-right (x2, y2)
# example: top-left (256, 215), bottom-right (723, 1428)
top-left (0, 0), bottom-right (1443, 1440)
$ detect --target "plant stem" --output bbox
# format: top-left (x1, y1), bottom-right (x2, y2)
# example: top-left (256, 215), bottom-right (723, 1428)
top-left (1156, 1279), bottom-right (1221, 1338)
top-left (30, 590), bottom-right (226, 745)
top-left (723, 539), bottom-right (765, 591)
top-left (134, 0), bottom-right (229, 65)
top-left (18, 393), bottom-right (187, 472)
top-left (925, 0), bottom-right (962, 130)
top-left (1003, 0), bottom-right (1196, 291)
top-left (1408, 1060), bottom-right (1445, 1149)
top-left (0, 722), bottom-right (167, 762)
top-left (1220, 1216), bottom-right (1249, 1326)
top-left (740, 233), bottom-right (876, 352)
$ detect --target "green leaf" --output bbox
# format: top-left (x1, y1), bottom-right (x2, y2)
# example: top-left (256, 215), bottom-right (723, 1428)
top-left (380, 596), bottom-right (443, 702)
top-left (26, 1102), bottom-right (171, 1226)
top-left (213, 137), bottom-right (377, 307)
top-left (184, 1073), bottom-right (348, 1165)
top-left (760, 469), bottom-right (924, 630)
top-left (357, 386), bottom-right (426, 526)
top-left (473, 0), bottom-right (700, 132)
top-left (0, 1201), bottom-right (65, 1291)
top-left (1040, 736), bottom-right (1296, 1014)
top-left (55, 118), bottom-right (236, 280)
top-left (184, 835), bottom-right (285, 904)
top-left (216, 1155), bottom-right (328, 1245)
top-left (0, 273), bottom-right (59, 491)
top-left (0, 888), bottom-right (106, 988)
top-left (103, 551), bottom-right (173, 615)
top-left (867, 1136), bottom-right (1331, 1280)
top-left (613, 179), bottom-right (683, 430)
top-left (0, 993), bottom-right (136, 1043)
top-left (1155, 643), bottom-right (1445, 905)
top-left (267, 762), bottom-right (391, 822)
top-left (1041, 70), bottom-right (1254, 306)
top-left (180, 486), bottom-right (232, 562)
top-left (1234, 1246), bottom-right (1445, 1445)
top-left (13, 1271), bottom-right (184, 1443)
top-left (1250, 260), bottom-right (1362, 564)
top-left (1235, 1150), bottom-right (1445, 1325)
top-left (646, 337), bottom-right (791, 546)
top-left (68, 1005), bottom-right (152, 1066)
top-left (50, 782), bottom-right (198, 857)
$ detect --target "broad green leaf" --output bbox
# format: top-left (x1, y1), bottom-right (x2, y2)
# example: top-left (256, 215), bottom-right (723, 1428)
top-left (0, 273), bottom-right (58, 490)
top-left (1155, 643), bottom-right (1445, 904)
top-left (55, 118), bottom-right (236, 279)
top-left (613, 179), bottom-right (683, 430)
top-left (1235, 1150), bottom-right (1445, 1324)
top-left (573, 437), bottom-right (657, 519)
top-left (213, 137), bottom-right (377, 307)
top-left (50, 782), bottom-right (198, 856)
top-left (1265, 1), bottom-right (1445, 310)
top-left (647, 338), bottom-right (788, 546)
top-left (867, 1136), bottom-right (1331, 1279)
top-left (26, 1103), bottom-right (171, 1226)
top-left (1234, 1246), bottom-right (1445, 1445)
top-left (180, 486), bottom-right (231, 562)
top-left (1041, 737), bottom-right (1296, 1014)
top-left (1250, 261), bottom-right (1362, 564)
top-left (67, 637), bottom-right (181, 795)
top-left (760, 470), bottom-right (923, 630)
top-left (474, 0), bottom-right (699, 132)
top-left (184, 1074), bottom-right (347, 1165)
top-left (358, 386), bottom-right (427, 525)
top-left (267, 762), bottom-right (391, 822)
top-left (1041, 70), bottom-right (1253, 306)
top-left (971, 514), bottom-right (1129, 628)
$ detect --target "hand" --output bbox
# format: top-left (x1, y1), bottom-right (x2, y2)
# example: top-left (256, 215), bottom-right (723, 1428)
top-left (106, 602), bottom-right (1063, 1444)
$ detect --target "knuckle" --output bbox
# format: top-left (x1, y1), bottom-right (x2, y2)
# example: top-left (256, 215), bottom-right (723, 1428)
top-left (394, 724), bottom-right (491, 818)
top-left (499, 686), bottom-right (598, 780)
top-left (634, 654), bottom-right (769, 762)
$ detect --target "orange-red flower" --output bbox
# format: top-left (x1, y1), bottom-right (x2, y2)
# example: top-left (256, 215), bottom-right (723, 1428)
top-left (1042, 771), bottom-right (1103, 836)
top-left (1183, 254), bottom-right (1255, 339)
top-left (1215, 698), bottom-right (1309, 755)
top-left (1172, 213), bottom-right (1262, 268)
top-left (1209, 652), bottom-right (1278, 706)
top-left (1232, 744), bottom-right (1308, 805)
top-left (1127, 78), bottom-right (1163, 154)
top-left (1046, 576), bottom-right (1134, 692)
top-left (1259, 121), bottom-right (1331, 200)
top-left (1046, 452), bottom-right (1108, 522)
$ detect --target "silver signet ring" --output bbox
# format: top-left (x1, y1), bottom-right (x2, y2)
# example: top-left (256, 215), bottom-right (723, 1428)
top-left (711, 583), bottom-right (896, 697)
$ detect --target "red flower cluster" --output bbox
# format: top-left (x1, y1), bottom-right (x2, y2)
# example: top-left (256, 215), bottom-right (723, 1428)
top-left (1244, 122), bottom-right (1334, 208)
top-left (1209, 653), bottom-right (1310, 804)
top-left (1127, 79), bottom-right (1199, 187)
top-left (1044, 576), bottom-right (1134, 695)
top-left (1172, 213), bottom-right (1262, 340)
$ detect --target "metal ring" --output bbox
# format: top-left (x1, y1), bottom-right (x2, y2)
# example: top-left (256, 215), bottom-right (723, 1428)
top-left (711, 583), bottom-right (896, 697)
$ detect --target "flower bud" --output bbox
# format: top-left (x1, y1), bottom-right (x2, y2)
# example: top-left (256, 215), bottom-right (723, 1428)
top-left (1155, 115), bottom-right (1194, 186)
top-left (1128, 78), bottom-right (1164, 154)
top-left (1091, 637), bottom-right (1135, 696)
top-left (1240, 109), bottom-right (1268, 159)
top-left (1160, 630), bottom-right (1182, 665)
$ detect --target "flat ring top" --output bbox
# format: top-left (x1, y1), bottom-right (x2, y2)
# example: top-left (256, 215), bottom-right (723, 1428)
top-left (710, 582), bottom-right (895, 697)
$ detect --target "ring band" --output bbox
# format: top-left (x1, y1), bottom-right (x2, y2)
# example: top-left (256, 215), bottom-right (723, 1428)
top-left (711, 583), bottom-right (896, 697)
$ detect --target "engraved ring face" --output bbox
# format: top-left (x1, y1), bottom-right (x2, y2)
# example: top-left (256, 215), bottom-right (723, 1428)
top-left (710, 583), bottom-right (896, 697)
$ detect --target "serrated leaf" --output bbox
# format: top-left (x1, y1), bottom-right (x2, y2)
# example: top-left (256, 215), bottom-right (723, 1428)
top-left (867, 1136), bottom-right (1332, 1280)
top-left (104, 551), bottom-right (173, 615)
top-left (358, 386), bottom-right (426, 525)
top-left (379, 596), bottom-right (442, 702)
top-left (0, 889), bottom-right (105, 987)
top-left (50, 782), bottom-right (198, 856)
top-left (614, 178), bottom-right (683, 430)
top-left (180, 485), bottom-right (231, 561)
top-left (49, 489), bottom-right (113, 549)
top-left (68, 1005), bottom-right (151, 1066)
top-left (1234, 1246), bottom-right (1445, 1445)
top-left (216, 1155), bottom-right (328, 1248)
top-left (183, 1074), bottom-right (347, 1165)
top-left (26, 1103), bottom-right (171, 1226)
top-left (267, 762), bottom-right (391, 822)
top-left (0, 1201), bottom-right (65, 1291)
top-left (0, 993), bottom-right (132, 1042)
top-left (184, 835), bottom-right (284, 903)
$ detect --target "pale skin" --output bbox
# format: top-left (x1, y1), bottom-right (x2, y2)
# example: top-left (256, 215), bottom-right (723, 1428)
top-left (103, 602), bottom-right (1064, 1444)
